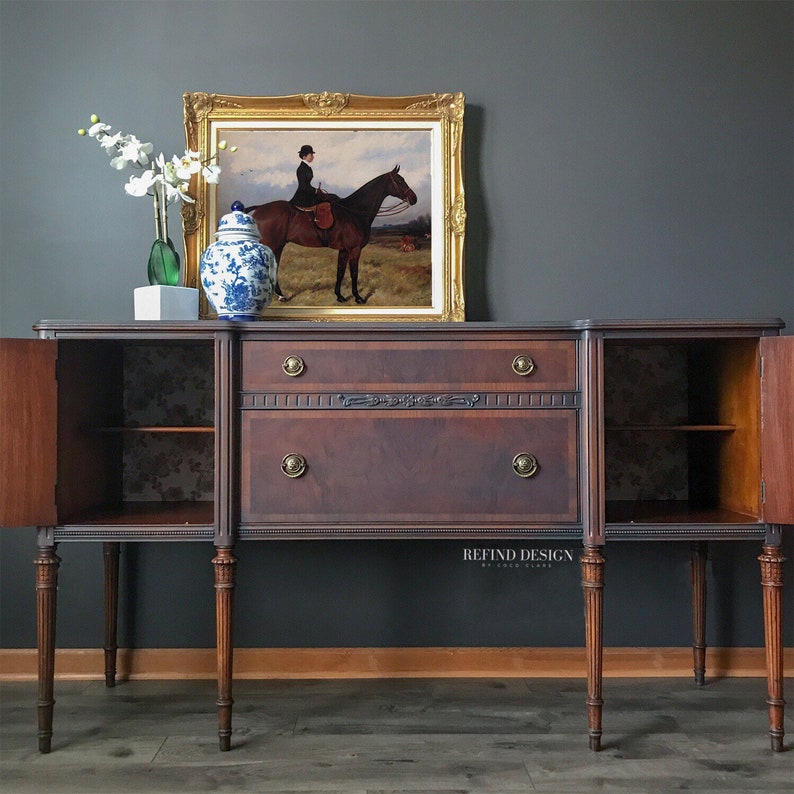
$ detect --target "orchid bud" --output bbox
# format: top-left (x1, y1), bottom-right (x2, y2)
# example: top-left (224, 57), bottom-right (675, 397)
top-left (230, 146), bottom-right (238, 152)
top-left (218, 140), bottom-right (227, 150)
top-left (90, 114), bottom-right (100, 124)
top-left (78, 128), bottom-right (87, 136)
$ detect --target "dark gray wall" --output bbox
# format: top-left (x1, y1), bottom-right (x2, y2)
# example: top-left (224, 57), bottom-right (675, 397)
top-left (1, 1), bottom-right (792, 650)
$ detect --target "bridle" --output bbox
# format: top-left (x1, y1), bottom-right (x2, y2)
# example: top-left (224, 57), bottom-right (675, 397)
top-left (376, 172), bottom-right (413, 217)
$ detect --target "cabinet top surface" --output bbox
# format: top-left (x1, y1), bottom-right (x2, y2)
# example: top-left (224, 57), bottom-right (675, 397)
top-left (32, 318), bottom-right (785, 339)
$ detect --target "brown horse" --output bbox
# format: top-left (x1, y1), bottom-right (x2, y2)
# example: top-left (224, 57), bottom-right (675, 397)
top-left (246, 166), bottom-right (417, 304)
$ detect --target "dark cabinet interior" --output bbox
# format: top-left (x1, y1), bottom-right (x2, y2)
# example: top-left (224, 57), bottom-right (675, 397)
top-left (54, 339), bottom-right (215, 527)
top-left (603, 337), bottom-right (762, 525)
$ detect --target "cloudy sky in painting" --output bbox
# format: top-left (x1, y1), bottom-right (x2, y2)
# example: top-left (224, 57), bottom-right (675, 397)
top-left (216, 128), bottom-right (432, 226)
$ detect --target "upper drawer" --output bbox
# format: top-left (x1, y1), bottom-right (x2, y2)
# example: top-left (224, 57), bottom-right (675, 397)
top-left (241, 339), bottom-right (578, 392)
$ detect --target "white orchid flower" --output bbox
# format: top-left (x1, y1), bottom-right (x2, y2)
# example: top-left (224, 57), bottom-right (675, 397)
top-left (161, 179), bottom-right (193, 204)
top-left (177, 182), bottom-right (195, 203)
top-left (88, 121), bottom-right (111, 138)
top-left (155, 153), bottom-right (180, 186)
top-left (109, 154), bottom-right (130, 170)
top-left (124, 169), bottom-right (157, 197)
top-left (202, 163), bottom-right (221, 184)
top-left (172, 152), bottom-right (202, 182)
top-left (163, 161), bottom-right (180, 185)
top-left (185, 149), bottom-right (202, 161)
top-left (99, 132), bottom-right (122, 151)
top-left (119, 135), bottom-right (154, 167)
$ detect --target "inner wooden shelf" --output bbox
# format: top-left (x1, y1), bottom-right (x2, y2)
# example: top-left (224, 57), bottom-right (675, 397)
top-left (606, 425), bottom-right (736, 432)
top-left (606, 500), bottom-right (758, 525)
top-left (61, 500), bottom-right (214, 526)
top-left (94, 426), bottom-right (215, 433)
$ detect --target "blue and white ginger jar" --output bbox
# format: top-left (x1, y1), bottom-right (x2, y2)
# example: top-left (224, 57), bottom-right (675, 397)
top-left (200, 206), bottom-right (277, 320)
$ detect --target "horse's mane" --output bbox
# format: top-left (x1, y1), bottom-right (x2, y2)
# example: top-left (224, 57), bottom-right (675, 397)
top-left (339, 171), bottom-right (391, 207)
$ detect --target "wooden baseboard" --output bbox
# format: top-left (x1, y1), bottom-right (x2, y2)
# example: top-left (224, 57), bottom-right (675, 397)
top-left (1, 646), bottom-right (791, 681)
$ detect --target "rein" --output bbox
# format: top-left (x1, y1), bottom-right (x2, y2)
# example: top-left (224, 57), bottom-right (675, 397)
top-left (376, 200), bottom-right (411, 217)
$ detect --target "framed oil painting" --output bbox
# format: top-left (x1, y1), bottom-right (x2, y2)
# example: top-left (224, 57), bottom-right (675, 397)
top-left (182, 92), bottom-right (465, 321)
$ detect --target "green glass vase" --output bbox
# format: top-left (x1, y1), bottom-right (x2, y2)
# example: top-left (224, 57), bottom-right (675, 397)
top-left (147, 238), bottom-right (181, 286)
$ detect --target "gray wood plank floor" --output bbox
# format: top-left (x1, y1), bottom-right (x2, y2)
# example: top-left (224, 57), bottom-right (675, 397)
top-left (1, 677), bottom-right (792, 793)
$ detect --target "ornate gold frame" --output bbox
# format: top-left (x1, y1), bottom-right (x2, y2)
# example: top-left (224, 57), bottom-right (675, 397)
top-left (182, 92), bottom-right (465, 321)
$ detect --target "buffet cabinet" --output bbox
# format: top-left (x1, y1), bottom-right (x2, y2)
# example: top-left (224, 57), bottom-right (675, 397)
top-left (0, 320), bottom-right (791, 754)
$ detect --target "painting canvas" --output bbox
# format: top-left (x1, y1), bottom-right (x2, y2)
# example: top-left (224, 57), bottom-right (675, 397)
top-left (182, 93), bottom-right (465, 321)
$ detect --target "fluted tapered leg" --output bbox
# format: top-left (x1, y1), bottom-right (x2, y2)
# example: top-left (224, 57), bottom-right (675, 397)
top-left (758, 544), bottom-right (786, 752)
top-left (581, 545), bottom-right (605, 751)
top-left (213, 546), bottom-right (237, 751)
top-left (690, 541), bottom-right (708, 686)
top-left (103, 542), bottom-right (120, 688)
top-left (35, 543), bottom-right (61, 754)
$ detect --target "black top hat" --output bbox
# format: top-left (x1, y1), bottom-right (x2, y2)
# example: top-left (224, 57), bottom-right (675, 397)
top-left (298, 145), bottom-right (315, 158)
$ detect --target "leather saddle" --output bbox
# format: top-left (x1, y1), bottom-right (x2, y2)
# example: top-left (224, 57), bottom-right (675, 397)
top-left (310, 201), bottom-right (334, 230)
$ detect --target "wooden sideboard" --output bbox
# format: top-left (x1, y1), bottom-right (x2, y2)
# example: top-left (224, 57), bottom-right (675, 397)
top-left (1, 319), bottom-right (791, 754)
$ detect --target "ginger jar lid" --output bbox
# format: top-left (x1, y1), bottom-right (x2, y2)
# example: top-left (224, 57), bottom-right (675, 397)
top-left (215, 201), bottom-right (259, 239)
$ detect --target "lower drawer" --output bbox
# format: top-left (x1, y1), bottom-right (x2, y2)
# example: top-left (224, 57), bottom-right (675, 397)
top-left (240, 409), bottom-right (579, 527)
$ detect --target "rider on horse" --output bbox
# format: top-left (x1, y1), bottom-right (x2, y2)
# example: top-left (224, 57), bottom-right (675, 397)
top-left (289, 145), bottom-right (339, 232)
top-left (290, 145), bottom-right (340, 208)
top-left (290, 145), bottom-right (318, 208)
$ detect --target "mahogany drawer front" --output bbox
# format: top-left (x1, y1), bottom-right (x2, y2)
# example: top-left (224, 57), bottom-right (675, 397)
top-left (240, 409), bottom-right (579, 526)
top-left (240, 340), bottom-right (578, 392)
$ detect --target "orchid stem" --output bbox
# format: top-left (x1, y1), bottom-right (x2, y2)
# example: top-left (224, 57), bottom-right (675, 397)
top-left (152, 172), bottom-right (163, 241)
top-left (161, 182), bottom-right (168, 242)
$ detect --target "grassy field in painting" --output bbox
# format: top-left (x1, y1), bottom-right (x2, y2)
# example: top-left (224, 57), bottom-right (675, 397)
top-left (272, 231), bottom-right (432, 307)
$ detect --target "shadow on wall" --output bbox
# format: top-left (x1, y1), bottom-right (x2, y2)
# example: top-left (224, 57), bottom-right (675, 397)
top-left (462, 104), bottom-right (491, 321)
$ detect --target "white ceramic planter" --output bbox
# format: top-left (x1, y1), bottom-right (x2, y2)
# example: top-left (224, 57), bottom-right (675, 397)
top-left (134, 285), bottom-right (199, 321)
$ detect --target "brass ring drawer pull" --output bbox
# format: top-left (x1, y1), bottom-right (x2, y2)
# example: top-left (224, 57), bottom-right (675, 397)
top-left (512, 453), bottom-right (539, 478)
top-left (281, 453), bottom-right (307, 478)
top-left (282, 355), bottom-right (305, 377)
top-left (512, 355), bottom-right (535, 377)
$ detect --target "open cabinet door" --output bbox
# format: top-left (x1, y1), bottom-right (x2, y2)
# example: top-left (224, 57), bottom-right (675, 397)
top-left (760, 336), bottom-right (794, 525)
top-left (0, 339), bottom-right (58, 527)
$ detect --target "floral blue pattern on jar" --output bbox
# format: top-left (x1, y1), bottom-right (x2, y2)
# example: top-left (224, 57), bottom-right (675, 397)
top-left (200, 207), bottom-right (277, 320)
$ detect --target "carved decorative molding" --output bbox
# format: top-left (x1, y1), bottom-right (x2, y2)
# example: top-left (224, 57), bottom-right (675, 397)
top-left (759, 546), bottom-right (787, 586)
top-left (183, 92), bottom-right (244, 150)
top-left (338, 393), bottom-right (480, 409)
top-left (184, 92), bottom-right (214, 125)
top-left (183, 92), bottom-right (244, 124)
top-left (449, 280), bottom-right (466, 321)
top-left (302, 92), bottom-right (350, 116)
top-left (407, 92), bottom-right (465, 153)
top-left (180, 200), bottom-right (203, 237)
top-left (447, 193), bottom-right (467, 237)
